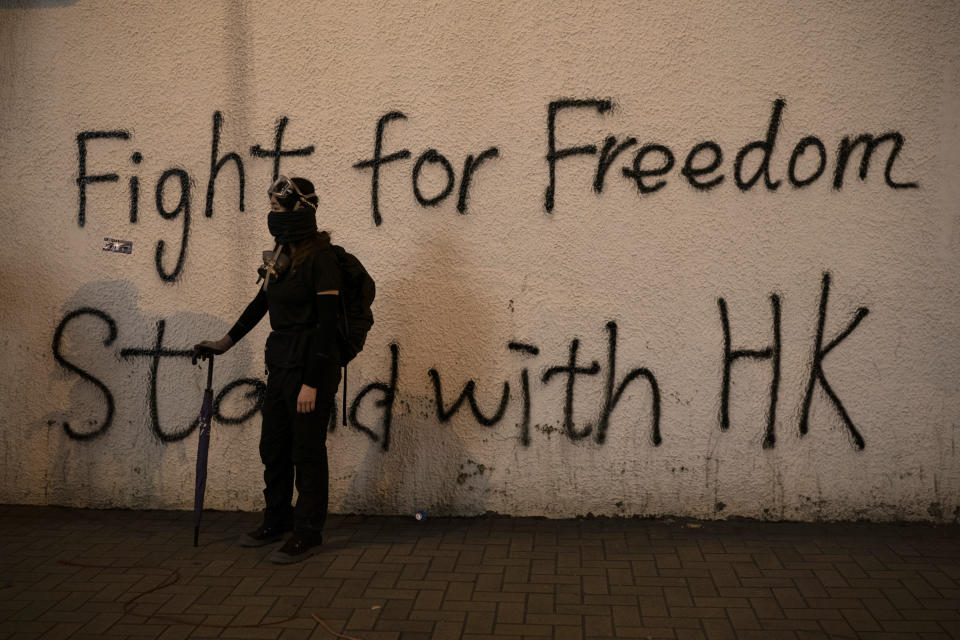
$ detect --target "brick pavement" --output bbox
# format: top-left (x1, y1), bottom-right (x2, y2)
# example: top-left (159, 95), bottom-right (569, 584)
top-left (1, 505), bottom-right (958, 639)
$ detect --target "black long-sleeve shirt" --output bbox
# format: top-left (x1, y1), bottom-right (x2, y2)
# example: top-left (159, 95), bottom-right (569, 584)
top-left (228, 245), bottom-right (341, 388)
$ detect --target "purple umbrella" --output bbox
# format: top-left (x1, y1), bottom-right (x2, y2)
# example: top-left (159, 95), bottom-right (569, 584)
top-left (191, 352), bottom-right (215, 547)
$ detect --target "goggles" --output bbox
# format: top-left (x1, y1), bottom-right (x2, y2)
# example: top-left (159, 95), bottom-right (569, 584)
top-left (267, 175), bottom-right (317, 211)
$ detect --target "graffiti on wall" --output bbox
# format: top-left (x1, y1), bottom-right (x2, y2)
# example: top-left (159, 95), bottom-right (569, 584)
top-left (62, 96), bottom-right (909, 453)
top-left (542, 98), bottom-right (916, 211)
top-left (76, 113), bottom-right (316, 282)
top-left (52, 309), bottom-right (265, 442)
top-left (76, 98), bottom-right (917, 282)
top-left (53, 272), bottom-right (870, 451)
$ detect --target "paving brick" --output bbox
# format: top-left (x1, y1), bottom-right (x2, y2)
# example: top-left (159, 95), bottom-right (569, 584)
top-left (464, 610), bottom-right (495, 634)
top-left (77, 611), bottom-right (124, 634)
top-left (553, 625), bottom-right (584, 639)
top-left (687, 577), bottom-right (718, 598)
top-left (727, 606), bottom-right (762, 629)
top-left (493, 601), bottom-right (523, 624)
top-left (787, 577), bottom-right (822, 599)
top-left (584, 613), bottom-right (613, 636)
top-left (761, 618), bottom-right (821, 631)
top-left (664, 586), bottom-right (693, 607)
top-left (432, 620), bottom-right (463, 639)
top-left (812, 569), bottom-right (847, 587)
top-left (919, 570), bottom-right (957, 590)
top-left (899, 608), bottom-right (960, 621)
top-left (861, 596), bottom-right (903, 621)
top-left (367, 570), bottom-right (401, 590)
top-left (939, 620), bottom-right (960, 637)
top-left (668, 606), bottom-right (727, 619)
top-left (374, 617), bottom-right (433, 633)
top-left (842, 607), bottom-right (882, 631)
top-left (528, 612), bottom-right (582, 627)
top-left (820, 618), bottom-right (856, 636)
top-left (413, 589), bottom-right (444, 610)
top-left (527, 592), bottom-right (554, 614)
top-left (503, 565), bottom-right (529, 584)
top-left (702, 618), bottom-right (736, 639)
top-left (710, 567), bottom-right (740, 588)
top-left (107, 623), bottom-right (168, 637)
top-left (611, 604), bottom-right (642, 627)
top-left (656, 554), bottom-right (681, 569)
top-left (493, 622), bottom-right (552, 635)
top-left (772, 587), bottom-right (806, 609)
top-left (881, 620), bottom-right (948, 633)
top-left (230, 604), bottom-right (270, 627)
top-left (375, 598), bottom-right (412, 620)
top-left (439, 600), bottom-right (496, 612)
top-left (784, 608), bottom-right (843, 621)
top-left (583, 574), bottom-right (609, 595)
top-left (639, 595), bottom-right (668, 618)
top-left (836, 562), bottom-right (869, 580)
top-left (556, 604), bottom-right (609, 616)
top-left (615, 627), bottom-right (677, 638)
top-left (693, 596), bottom-right (749, 608)
top-left (750, 596), bottom-right (785, 619)
top-left (473, 572), bottom-right (502, 592)
top-left (740, 577), bottom-right (795, 588)
top-left (804, 596), bottom-right (861, 609)
top-left (716, 587), bottom-right (772, 598)
top-left (345, 606), bottom-right (381, 631)
top-left (584, 594), bottom-right (637, 606)
top-left (156, 624), bottom-right (200, 640)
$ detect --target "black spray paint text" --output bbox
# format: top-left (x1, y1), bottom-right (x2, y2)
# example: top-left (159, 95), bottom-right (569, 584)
top-left (542, 98), bottom-right (917, 212)
top-left (76, 113), bottom-right (315, 282)
top-left (76, 98), bottom-right (917, 282)
top-left (54, 272), bottom-right (869, 451)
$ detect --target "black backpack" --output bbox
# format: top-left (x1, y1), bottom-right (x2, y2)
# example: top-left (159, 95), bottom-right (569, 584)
top-left (330, 245), bottom-right (375, 423)
top-left (331, 244), bottom-right (375, 363)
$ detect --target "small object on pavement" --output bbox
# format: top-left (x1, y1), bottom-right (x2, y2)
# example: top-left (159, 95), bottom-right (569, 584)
top-left (415, 510), bottom-right (427, 522)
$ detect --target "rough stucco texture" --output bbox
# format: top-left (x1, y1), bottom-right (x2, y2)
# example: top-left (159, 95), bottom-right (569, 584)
top-left (1, 0), bottom-right (958, 522)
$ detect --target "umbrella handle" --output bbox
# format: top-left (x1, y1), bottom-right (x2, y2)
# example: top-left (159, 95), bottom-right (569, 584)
top-left (191, 352), bottom-right (216, 387)
top-left (205, 355), bottom-right (215, 391)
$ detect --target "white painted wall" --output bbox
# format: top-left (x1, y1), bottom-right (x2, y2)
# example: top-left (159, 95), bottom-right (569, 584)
top-left (1, 0), bottom-right (958, 522)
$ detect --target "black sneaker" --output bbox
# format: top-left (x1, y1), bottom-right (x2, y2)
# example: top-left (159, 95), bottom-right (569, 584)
top-left (237, 521), bottom-right (292, 547)
top-left (268, 532), bottom-right (322, 564)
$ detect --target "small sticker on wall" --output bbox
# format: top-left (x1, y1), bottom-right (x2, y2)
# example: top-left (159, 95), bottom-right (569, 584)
top-left (102, 238), bottom-right (133, 254)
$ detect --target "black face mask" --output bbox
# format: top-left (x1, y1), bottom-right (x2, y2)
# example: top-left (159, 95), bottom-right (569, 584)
top-left (267, 210), bottom-right (318, 243)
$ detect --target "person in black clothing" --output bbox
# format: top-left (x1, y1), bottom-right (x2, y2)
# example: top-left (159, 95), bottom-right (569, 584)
top-left (194, 176), bottom-right (341, 564)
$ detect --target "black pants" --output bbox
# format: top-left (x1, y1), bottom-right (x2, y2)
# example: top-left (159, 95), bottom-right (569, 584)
top-left (259, 365), bottom-right (340, 535)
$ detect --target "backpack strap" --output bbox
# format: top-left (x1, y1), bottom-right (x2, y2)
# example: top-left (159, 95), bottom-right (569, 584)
top-left (310, 247), bottom-right (348, 427)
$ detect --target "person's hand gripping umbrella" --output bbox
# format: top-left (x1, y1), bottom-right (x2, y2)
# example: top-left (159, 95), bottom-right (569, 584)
top-left (190, 335), bottom-right (232, 547)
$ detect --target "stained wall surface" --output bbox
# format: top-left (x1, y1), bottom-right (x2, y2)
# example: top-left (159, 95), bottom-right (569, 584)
top-left (1, 0), bottom-right (958, 522)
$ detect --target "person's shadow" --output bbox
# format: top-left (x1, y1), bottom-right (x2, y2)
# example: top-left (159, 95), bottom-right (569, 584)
top-left (332, 233), bottom-right (500, 521)
top-left (44, 279), bottom-right (262, 510)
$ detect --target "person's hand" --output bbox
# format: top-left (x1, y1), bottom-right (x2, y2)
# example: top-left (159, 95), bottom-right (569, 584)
top-left (193, 335), bottom-right (233, 357)
top-left (297, 384), bottom-right (317, 414)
